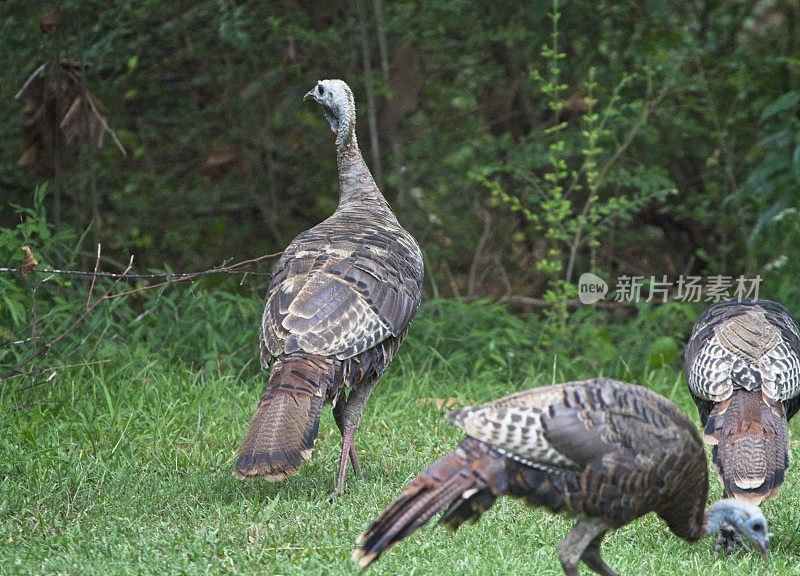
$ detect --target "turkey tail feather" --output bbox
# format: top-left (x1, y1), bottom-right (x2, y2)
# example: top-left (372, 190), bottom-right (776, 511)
top-left (234, 355), bottom-right (335, 480)
top-left (353, 438), bottom-right (506, 568)
top-left (706, 390), bottom-right (789, 503)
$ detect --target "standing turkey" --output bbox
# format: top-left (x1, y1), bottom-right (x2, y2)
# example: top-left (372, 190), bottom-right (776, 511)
top-left (353, 379), bottom-right (770, 576)
top-left (234, 79), bottom-right (424, 498)
top-left (685, 298), bottom-right (800, 553)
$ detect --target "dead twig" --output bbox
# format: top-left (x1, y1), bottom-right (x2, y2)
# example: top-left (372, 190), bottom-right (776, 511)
top-left (440, 260), bottom-right (463, 301)
top-left (492, 254), bottom-right (513, 301)
top-left (86, 243), bottom-right (101, 310)
top-left (0, 251), bottom-right (282, 280)
top-left (5, 359), bottom-right (111, 388)
top-left (467, 211), bottom-right (492, 298)
top-left (1, 251), bottom-right (282, 382)
top-left (85, 91), bottom-right (127, 156)
top-left (499, 294), bottom-right (636, 311)
top-left (1, 257), bottom-right (134, 381)
top-left (260, 544), bottom-right (347, 552)
top-left (105, 253), bottom-right (281, 300)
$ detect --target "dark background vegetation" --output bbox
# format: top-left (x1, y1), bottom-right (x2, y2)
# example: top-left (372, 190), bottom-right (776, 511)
top-left (1, 0), bottom-right (799, 310)
top-left (3, 3), bottom-right (800, 573)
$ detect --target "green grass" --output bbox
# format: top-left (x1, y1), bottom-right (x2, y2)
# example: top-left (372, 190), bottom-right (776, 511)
top-left (1, 298), bottom-right (798, 575)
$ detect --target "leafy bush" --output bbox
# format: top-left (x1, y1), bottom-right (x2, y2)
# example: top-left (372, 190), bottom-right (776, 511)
top-left (0, 185), bottom-right (85, 367)
top-left (0, 186), bottom-right (264, 384)
top-left (402, 298), bottom-right (694, 396)
top-left (730, 85), bottom-right (800, 311)
top-left (474, 1), bottom-right (677, 334)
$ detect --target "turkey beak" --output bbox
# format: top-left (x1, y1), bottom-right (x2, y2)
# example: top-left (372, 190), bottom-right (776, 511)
top-left (758, 540), bottom-right (770, 560)
top-left (303, 89), bottom-right (316, 102)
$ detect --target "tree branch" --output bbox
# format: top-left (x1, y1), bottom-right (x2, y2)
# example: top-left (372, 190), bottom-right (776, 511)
top-left (0, 251), bottom-right (281, 280)
top-left (0, 251), bottom-right (282, 382)
top-left (2, 257), bottom-right (134, 381)
top-left (356, 0), bottom-right (383, 188)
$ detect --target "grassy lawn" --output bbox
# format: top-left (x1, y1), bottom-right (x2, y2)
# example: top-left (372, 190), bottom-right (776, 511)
top-left (1, 298), bottom-right (797, 575)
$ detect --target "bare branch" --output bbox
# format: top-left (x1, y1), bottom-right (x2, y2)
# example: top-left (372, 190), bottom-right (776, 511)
top-left (85, 92), bottom-right (127, 156)
top-left (86, 243), bottom-right (101, 310)
top-left (356, 0), bottom-right (383, 188)
top-left (492, 255), bottom-right (513, 301)
top-left (2, 257), bottom-right (133, 381)
top-left (0, 251), bottom-right (282, 382)
top-left (0, 251), bottom-right (282, 281)
top-left (440, 260), bottom-right (463, 301)
top-left (467, 211), bottom-right (492, 298)
top-left (499, 295), bottom-right (635, 311)
top-left (14, 63), bottom-right (47, 101)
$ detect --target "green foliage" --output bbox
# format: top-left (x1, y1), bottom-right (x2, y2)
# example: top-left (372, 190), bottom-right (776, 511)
top-left (125, 287), bottom-right (262, 370)
top-left (476, 0), bottom-right (677, 334)
top-left (402, 299), bottom-right (539, 386)
top-left (1, 0), bottom-right (799, 303)
top-left (401, 298), bottom-right (701, 394)
top-left (2, 3), bottom-right (800, 570)
top-left (737, 89), bottom-right (800, 242)
top-left (2, 297), bottom-right (799, 575)
top-left (0, 185), bottom-right (84, 364)
top-left (728, 86), bottom-right (800, 309)
top-left (0, 186), bottom-right (264, 374)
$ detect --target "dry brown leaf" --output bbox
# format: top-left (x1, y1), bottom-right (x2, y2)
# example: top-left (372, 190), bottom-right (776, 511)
top-left (59, 94), bottom-right (108, 148)
top-left (14, 64), bottom-right (46, 113)
top-left (14, 60), bottom-right (124, 177)
top-left (560, 90), bottom-right (590, 115)
top-left (59, 95), bottom-right (85, 144)
top-left (21, 246), bottom-right (38, 280)
top-left (201, 139), bottom-right (243, 182)
top-left (40, 11), bottom-right (59, 35)
top-left (282, 34), bottom-right (309, 68)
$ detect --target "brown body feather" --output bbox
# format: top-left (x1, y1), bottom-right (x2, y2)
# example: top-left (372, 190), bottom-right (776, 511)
top-left (704, 389), bottom-right (788, 502)
top-left (235, 354), bottom-right (337, 479)
top-left (685, 299), bottom-right (800, 505)
top-left (235, 80), bottom-right (423, 495)
top-left (355, 379), bottom-right (742, 576)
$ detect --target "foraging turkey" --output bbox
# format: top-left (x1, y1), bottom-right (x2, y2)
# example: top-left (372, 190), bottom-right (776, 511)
top-left (234, 79), bottom-right (424, 497)
top-left (685, 299), bottom-right (800, 552)
top-left (353, 378), bottom-right (770, 576)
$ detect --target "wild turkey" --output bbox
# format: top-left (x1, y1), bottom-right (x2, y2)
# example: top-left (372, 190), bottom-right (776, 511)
top-left (685, 298), bottom-right (800, 552)
top-left (234, 79), bottom-right (424, 497)
top-left (353, 378), bottom-right (770, 576)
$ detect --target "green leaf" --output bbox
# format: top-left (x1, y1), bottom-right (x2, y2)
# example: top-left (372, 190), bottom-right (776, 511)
top-left (760, 91), bottom-right (800, 122)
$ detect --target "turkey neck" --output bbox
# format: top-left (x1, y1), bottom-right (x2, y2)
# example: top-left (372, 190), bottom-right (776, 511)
top-left (694, 501), bottom-right (737, 542)
top-left (336, 135), bottom-right (394, 215)
top-left (701, 510), bottom-right (726, 538)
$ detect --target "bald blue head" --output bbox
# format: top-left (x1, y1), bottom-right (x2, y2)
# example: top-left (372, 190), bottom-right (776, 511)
top-left (706, 498), bottom-right (770, 558)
